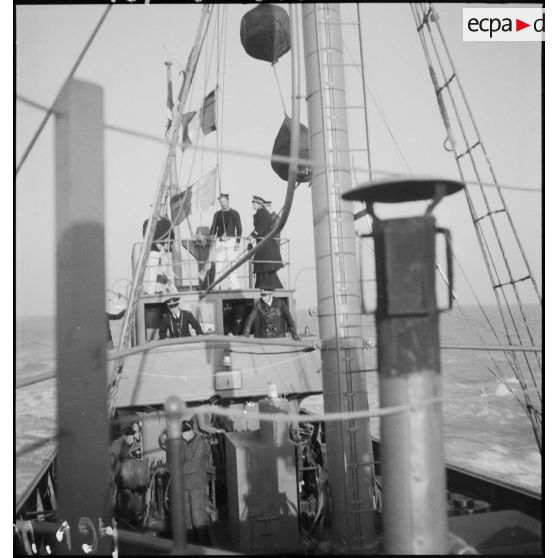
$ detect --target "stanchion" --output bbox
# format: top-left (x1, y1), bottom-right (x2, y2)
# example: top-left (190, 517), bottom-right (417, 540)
top-left (165, 396), bottom-right (187, 554)
top-left (343, 177), bottom-right (464, 554)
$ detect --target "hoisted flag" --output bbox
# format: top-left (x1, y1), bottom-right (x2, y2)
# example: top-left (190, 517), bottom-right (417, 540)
top-left (170, 167), bottom-right (217, 225)
top-left (165, 62), bottom-right (174, 138)
top-left (199, 89), bottom-right (217, 136)
top-left (181, 111), bottom-right (197, 151)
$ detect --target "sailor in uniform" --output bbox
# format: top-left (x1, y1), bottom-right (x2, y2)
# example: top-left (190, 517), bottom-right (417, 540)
top-left (159, 298), bottom-right (204, 339)
top-left (209, 193), bottom-right (242, 289)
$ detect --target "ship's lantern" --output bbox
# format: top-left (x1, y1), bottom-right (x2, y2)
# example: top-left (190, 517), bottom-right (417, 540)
top-left (223, 349), bottom-right (232, 369)
top-left (240, 5), bottom-right (291, 64)
top-left (271, 116), bottom-right (312, 182)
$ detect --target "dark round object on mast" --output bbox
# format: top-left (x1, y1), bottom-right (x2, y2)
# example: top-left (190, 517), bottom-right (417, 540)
top-left (240, 4), bottom-right (291, 64)
top-left (271, 116), bottom-right (312, 182)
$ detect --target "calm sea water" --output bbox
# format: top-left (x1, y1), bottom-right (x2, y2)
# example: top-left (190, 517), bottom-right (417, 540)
top-left (15, 306), bottom-right (541, 502)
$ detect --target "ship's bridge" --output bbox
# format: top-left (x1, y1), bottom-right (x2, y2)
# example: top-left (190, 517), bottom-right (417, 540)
top-left (110, 235), bottom-right (321, 408)
top-left (131, 234), bottom-right (293, 344)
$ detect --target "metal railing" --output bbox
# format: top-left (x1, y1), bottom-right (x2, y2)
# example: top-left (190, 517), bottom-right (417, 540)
top-left (132, 236), bottom-right (291, 293)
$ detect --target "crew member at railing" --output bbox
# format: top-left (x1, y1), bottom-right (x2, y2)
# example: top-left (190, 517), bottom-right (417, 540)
top-left (243, 287), bottom-right (300, 340)
top-left (248, 195), bottom-right (284, 289)
top-left (109, 424), bottom-right (149, 527)
top-left (142, 215), bottom-right (177, 295)
top-left (209, 193), bottom-right (242, 290)
top-left (264, 199), bottom-right (281, 248)
top-left (166, 416), bottom-right (212, 546)
top-left (159, 298), bottom-right (203, 339)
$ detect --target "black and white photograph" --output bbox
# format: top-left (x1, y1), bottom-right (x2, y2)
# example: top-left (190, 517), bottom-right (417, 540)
top-left (15, 2), bottom-right (543, 554)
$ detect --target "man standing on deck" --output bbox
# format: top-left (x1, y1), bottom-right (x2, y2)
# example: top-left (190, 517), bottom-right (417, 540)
top-left (159, 298), bottom-right (203, 339)
top-left (243, 287), bottom-right (300, 340)
top-left (142, 215), bottom-right (177, 295)
top-left (166, 417), bottom-right (212, 546)
top-left (209, 193), bottom-right (242, 289)
top-left (248, 196), bottom-right (284, 289)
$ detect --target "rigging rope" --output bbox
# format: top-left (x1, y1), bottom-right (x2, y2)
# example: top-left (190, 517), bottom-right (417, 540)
top-left (272, 64), bottom-right (288, 116)
top-left (16, 5), bottom-right (112, 177)
top-left (15, 337), bottom-right (541, 391)
top-left (103, 384), bottom-right (541, 430)
top-left (108, 5), bottom-right (215, 418)
top-left (410, 3), bottom-right (542, 451)
top-left (14, 92), bottom-right (543, 195)
top-left (15, 381), bottom-right (541, 460)
top-left (341, 37), bottom-right (412, 175)
top-left (339, 9), bottom-right (518, 404)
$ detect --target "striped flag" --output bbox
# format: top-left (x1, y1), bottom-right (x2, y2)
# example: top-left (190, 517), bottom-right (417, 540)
top-left (170, 167), bottom-right (217, 225)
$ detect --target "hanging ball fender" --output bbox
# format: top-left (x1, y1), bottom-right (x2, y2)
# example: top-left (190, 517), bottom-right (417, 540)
top-left (271, 117), bottom-right (312, 182)
top-left (240, 4), bottom-right (291, 64)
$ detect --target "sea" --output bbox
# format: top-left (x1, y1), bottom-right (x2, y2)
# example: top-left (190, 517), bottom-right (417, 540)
top-left (15, 305), bottom-right (541, 503)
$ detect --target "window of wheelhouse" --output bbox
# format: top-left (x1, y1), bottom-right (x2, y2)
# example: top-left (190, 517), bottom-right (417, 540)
top-left (143, 299), bottom-right (217, 341)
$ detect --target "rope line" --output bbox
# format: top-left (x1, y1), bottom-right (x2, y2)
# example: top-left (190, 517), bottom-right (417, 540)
top-left (272, 64), bottom-right (288, 116)
top-left (15, 386), bottom-right (540, 458)
top-left (14, 94), bottom-right (542, 195)
top-left (16, 5), bottom-right (112, 176)
top-left (117, 352), bottom-right (312, 380)
top-left (105, 385), bottom-right (541, 428)
top-left (411, 3), bottom-right (542, 451)
top-left (15, 337), bottom-right (541, 391)
top-left (342, 37), bottom-right (412, 175)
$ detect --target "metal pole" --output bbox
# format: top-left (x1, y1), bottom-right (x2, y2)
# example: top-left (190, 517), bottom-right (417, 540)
top-left (54, 78), bottom-right (111, 553)
top-left (375, 215), bottom-right (448, 554)
top-left (301, 4), bottom-right (376, 552)
top-left (165, 396), bottom-right (187, 554)
top-left (116, 5), bottom-right (213, 354)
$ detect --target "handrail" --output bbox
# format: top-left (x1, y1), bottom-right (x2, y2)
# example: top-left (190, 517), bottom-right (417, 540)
top-left (132, 236), bottom-right (291, 292)
top-left (15, 449), bottom-right (57, 514)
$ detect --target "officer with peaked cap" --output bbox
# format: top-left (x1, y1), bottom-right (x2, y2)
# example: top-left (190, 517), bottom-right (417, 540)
top-left (248, 195), bottom-right (284, 289)
top-left (243, 286), bottom-right (299, 340)
top-left (159, 298), bottom-right (204, 339)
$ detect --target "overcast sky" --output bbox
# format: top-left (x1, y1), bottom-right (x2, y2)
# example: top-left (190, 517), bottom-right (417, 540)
top-left (15, 3), bottom-right (542, 317)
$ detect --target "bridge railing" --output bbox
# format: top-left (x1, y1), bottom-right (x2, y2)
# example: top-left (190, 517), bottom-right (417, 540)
top-left (132, 236), bottom-right (291, 293)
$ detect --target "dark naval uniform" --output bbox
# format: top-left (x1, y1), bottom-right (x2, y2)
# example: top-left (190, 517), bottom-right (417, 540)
top-left (250, 206), bottom-right (283, 289)
top-left (159, 310), bottom-right (203, 339)
top-left (210, 208), bottom-right (242, 244)
top-left (243, 297), bottom-right (299, 340)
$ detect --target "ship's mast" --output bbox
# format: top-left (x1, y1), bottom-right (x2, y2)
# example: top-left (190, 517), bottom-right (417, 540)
top-left (301, 4), bottom-right (377, 552)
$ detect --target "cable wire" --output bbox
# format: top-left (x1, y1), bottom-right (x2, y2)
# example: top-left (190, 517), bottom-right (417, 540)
top-left (16, 5), bottom-right (112, 176)
top-left (14, 95), bottom-right (543, 195)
